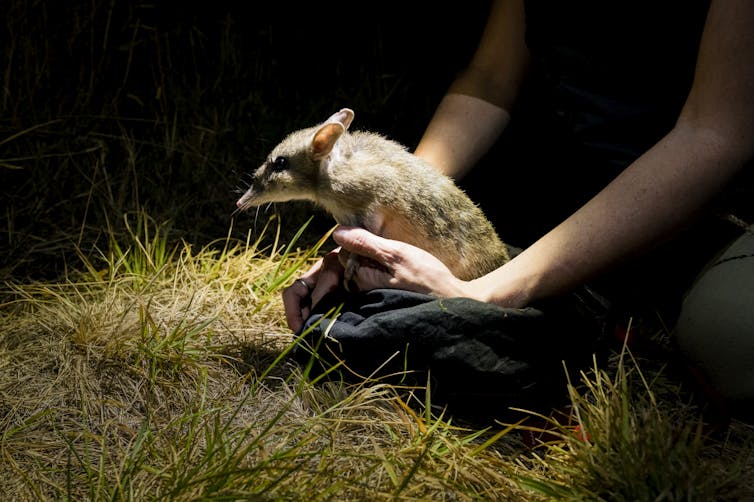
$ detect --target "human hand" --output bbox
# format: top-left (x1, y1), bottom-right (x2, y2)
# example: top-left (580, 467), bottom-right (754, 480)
top-left (282, 248), bottom-right (344, 332)
top-left (332, 226), bottom-right (469, 298)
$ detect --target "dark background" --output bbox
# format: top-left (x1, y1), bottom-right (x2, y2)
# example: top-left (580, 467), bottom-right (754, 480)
top-left (0, 1), bottom-right (492, 280)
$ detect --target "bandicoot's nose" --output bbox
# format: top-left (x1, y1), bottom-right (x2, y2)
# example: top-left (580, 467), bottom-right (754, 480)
top-left (236, 199), bottom-right (243, 208)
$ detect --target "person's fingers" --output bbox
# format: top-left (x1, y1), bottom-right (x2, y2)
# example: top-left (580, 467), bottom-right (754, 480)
top-left (351, 260), bottom-right (398, 291)
top-left (282, 258), bottom-right (325, 332)
top-left (333, 225), bottom-right (465, 296)
top-left (333, 226), bottom-right (409, 291)
top-left (332, 226), bottom-right (398, 268)
top-left (282, 277), bottom-right (312, 332)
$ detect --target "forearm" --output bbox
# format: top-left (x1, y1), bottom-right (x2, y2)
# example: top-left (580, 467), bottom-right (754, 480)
top-left (414, 0), bottom-right (529, 179)
top-left (414, 93), bottom-right (511, 178)
top-left (469, 123), bottom-right (749, 307)
top-left (471, 0), bottom-right (754, 308)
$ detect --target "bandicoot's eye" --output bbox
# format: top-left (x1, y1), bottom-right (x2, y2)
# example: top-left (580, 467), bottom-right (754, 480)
top-left (270, 156), bottom-right (289, 171)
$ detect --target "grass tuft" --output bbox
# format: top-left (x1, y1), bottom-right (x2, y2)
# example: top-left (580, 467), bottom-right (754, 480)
top-left (2, 228), bottom-right (753, 499)
top-left (512, 341), bottom-right (754, 501)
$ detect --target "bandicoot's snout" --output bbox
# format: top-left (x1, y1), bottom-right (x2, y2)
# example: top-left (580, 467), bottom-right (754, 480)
top-left (236, 189), bottom-right (253, 209)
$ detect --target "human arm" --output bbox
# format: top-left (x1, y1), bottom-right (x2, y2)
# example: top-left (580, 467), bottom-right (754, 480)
top-left (471, 0), bottom-right (754, 306)
top-left (414, 0), bottom-right (529, 178)
top-left (335, 0), bottom-right (754, 308)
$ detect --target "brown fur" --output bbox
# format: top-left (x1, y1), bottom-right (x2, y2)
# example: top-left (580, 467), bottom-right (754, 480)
top-left (236, 108), bottom-right (509, 281)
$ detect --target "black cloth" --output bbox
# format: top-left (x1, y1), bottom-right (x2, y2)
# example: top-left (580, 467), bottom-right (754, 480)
top-left (292, 287), bottom-right (612, 422)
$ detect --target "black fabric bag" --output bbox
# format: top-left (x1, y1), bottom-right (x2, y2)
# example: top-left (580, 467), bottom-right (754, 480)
top-left (292, 287), bottom-right (612, 422)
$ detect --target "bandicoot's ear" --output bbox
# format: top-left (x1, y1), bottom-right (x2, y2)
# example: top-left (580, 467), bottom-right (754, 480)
top-left (310, 123), bottom-right (344, 159)
top-left (310, 108), bottom-right (354, 159)
top-left (310, 127), bottom-right (343, 160)
top-left (325, 108), bottom-right (354, 130)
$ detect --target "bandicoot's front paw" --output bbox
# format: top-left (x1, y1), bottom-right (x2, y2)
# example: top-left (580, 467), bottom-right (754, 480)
top-left (343, 255), bottom-right (390, 292)
top-left (343, 255), bottom-right (360, 292)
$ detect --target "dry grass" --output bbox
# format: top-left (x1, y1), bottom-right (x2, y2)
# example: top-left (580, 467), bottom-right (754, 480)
top-left (2, 216), bottom-right (752, 500)
top-left (514, 346), bottom-right (754, 501)
top-left (0, 217), bottom-right (528, 500)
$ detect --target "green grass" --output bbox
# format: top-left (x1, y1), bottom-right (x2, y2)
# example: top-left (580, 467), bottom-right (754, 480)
top-left (1, 220), bottom-right (521, 500)
top-left (1, 2), bottom-right (753, 500)
top-left (514, 347), bottom-right (753, 501)
top-left (2, 218), bottom-right (753, 500)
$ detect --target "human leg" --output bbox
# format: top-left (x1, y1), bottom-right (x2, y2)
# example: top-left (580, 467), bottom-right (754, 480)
top-left (674, 226), bottom-right (754, 420)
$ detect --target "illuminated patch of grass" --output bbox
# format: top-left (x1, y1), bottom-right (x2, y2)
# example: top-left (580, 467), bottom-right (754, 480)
top-left (3, 219), bottom-right (753, 499)
top-left (0, 219), bottom-right (533, 500)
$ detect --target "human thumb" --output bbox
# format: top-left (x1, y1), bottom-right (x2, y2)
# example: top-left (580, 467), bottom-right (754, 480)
top-left (332, 226), bottom-right (393, 265)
